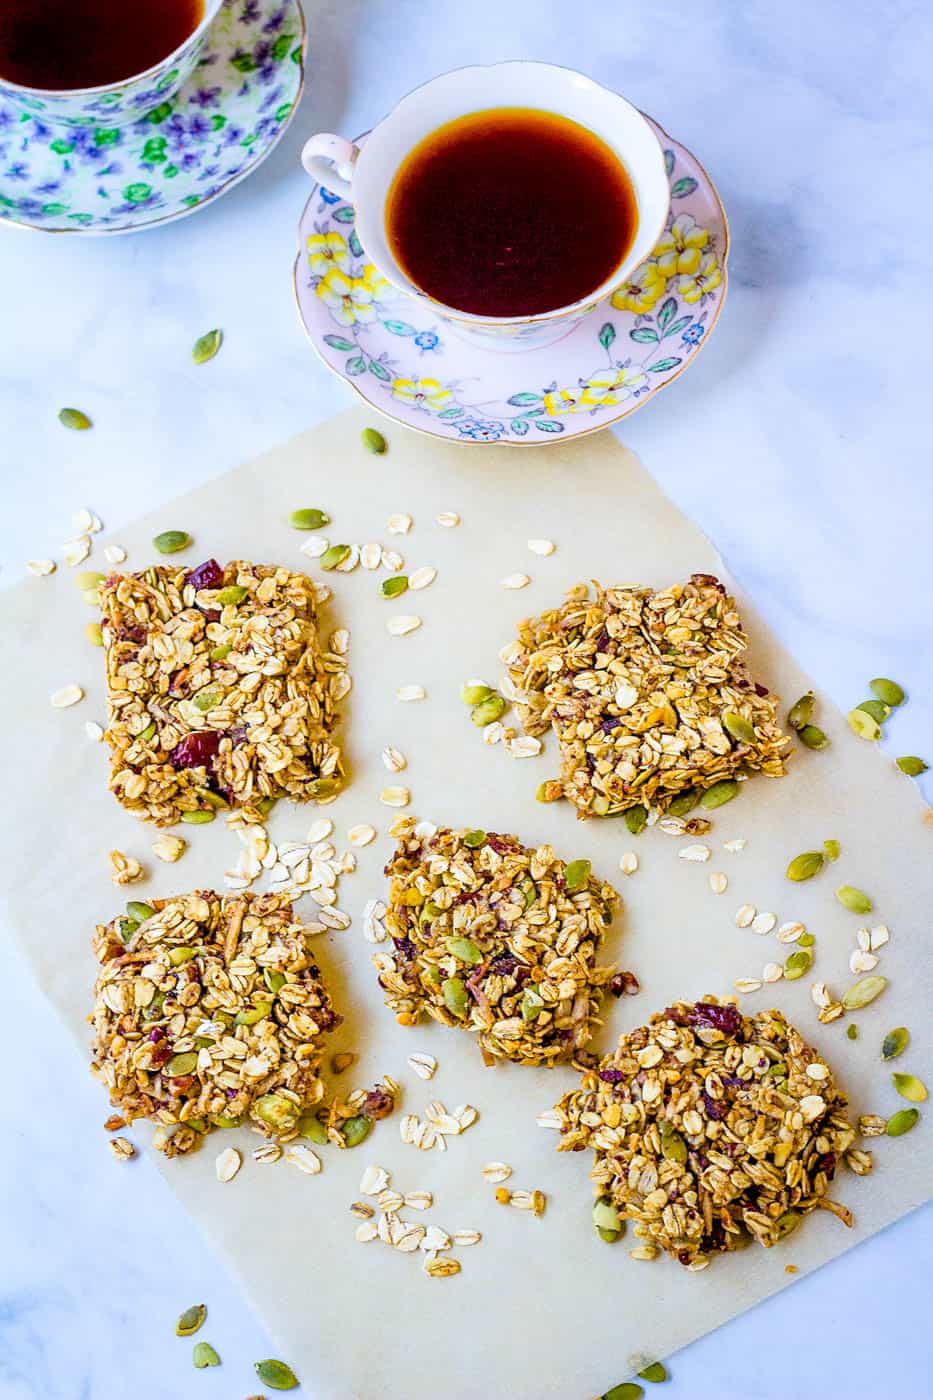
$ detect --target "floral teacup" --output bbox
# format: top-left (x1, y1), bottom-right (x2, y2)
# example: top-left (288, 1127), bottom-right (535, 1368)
top-left (0, 0), bottom-right (224, 129)
top-left (301, 62), bottom-right (670, 352)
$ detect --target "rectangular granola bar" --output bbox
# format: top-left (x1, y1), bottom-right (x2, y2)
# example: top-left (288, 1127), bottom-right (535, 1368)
top-left (506, 575), bottom-right (790, 820)
top-left (100, 559), bottom-right (344, 825)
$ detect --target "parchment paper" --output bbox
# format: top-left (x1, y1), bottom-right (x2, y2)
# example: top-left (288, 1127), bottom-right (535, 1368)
top-left (2, 408), bottom-right (931, 1400)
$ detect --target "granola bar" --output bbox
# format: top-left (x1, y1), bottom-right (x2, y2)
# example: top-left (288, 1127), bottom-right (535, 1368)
top-left (505, 575), bottom-right (790, 820)
top-left (554, 997), bottom-right (866, 1267)
top-left (90, 891), bottom-right (339, 1156)
top-left (99, 559), bottom-right (344, 825)
top-left (375, 819), bottom-right (620, 1066)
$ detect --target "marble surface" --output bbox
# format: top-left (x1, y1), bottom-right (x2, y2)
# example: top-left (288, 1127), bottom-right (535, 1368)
top-left (2, 1), bottom-right (932, 1397)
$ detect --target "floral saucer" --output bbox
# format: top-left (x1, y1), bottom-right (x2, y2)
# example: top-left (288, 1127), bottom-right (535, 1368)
top-left (294, 117), bottom-right (727, 444)
top-left (0, 0), bottom-right (306, 235)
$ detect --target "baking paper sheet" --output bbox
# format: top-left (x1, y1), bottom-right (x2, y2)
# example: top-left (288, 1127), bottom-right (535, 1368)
top-left (2, 409), bottom-right (931, 1400)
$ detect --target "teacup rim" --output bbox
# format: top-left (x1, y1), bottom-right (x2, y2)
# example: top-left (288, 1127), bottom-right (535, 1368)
top-left (0, 0), bottom-right (225, 99)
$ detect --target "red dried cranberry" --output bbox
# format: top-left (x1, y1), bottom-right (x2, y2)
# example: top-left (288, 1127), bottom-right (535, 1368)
top-left (226, 724), bottom-right (249, 747)
top-left (200, 607), bottom-right (221, 624)
top-left (702, 1090), bottom-right (726, 1121)
top-left (116, 621), bottom-right (147, 645)
top-left (609, 971), bottom-right (640, 997)
top-left (362, 1087), bottom-right (395, 1120)
top-left (599, 1067), bottom-right (626, 1083)
top-left (687, 1002), bottom-right (743, 1038)
top-left (690, 572), bottom-right (724, 591)
top-left (169, 730), bottom-right (221, 770)
top-left (149, 1044), bottom-right (171, 1069)
top-left (147, 1028), bottom-right (165, 1043)
top-left (393, 936), bottom-right (417, 961)
top-left (186, 558), bottom-right (225, 591)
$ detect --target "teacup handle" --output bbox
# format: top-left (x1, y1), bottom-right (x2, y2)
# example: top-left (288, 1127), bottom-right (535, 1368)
top-left (301, 133), bottom-right (359, 199)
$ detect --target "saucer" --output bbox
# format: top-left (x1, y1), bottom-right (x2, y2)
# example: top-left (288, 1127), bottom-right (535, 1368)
top-left (0, 0), bottom-right (306, 236)
top-left (293, 116), bottom-right (727, 444)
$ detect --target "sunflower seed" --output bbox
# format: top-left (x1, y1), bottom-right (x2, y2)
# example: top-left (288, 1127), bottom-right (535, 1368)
top-left (215, 1147), bottom-right (241, 1183)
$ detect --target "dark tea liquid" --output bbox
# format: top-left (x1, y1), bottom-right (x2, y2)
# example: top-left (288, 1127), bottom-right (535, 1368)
top-left (0, 0), bottom-right (204, 91)
top-left (385, 108), bottom-right (638, 318)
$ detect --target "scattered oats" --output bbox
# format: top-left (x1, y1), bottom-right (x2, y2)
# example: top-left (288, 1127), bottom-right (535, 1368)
top-left (723, 839), bottom-right (747, 853)
top-left (614, 682), bottom-right (639, 710)
top-left (380, 786), bottom-right (411, 807)
top-left (103, 544), bottom-right (127, 565)
top-left (453, 1104), bottom-right (478, 1130)
top-left (869, 924), bottom-right (890, 950)
top-left (734, 978), bottom-right (763, 994)
top-left (85, 720), bottom-right (104, 742)
top-left (452, 1229), bottom-right (481, 1246)
top-left (777, 922), bottom-right (805, 944)
top-left (482, 1162), bottom-right (512, 1183)
top-left (334, 544), bottom-right (360, 572)
top-left (806, 1063), bottom-right (830, 1081)
top-left (362, 898), bottom-right (387, 943)
top-left (317, 906), bottom-right (351, 930)
top-left (360, 1164), bottom-right (389, 1196)
top-left (314, 582), bottom-right (332, 605)
top-left (62, 536), bottom-right (91, 567)
top-left (360, 542), bottom-right (382, 569)
top-left (377, 1188), bottom-right (405, 1211)
top-left (811, 982), bottom-right (831, 1009)
top-left (509, 1190), bottom-right (537, 1212)
top-left (630, 1245), bottom-right (660, 1261)
top-left (620, 851), bottom-right (639, 877)
top-left (407, 1052), bottom-right (438, 1081)
top-left (73, 507), bottom-right (102, 534)
top-left (355, 1220), bottom-right (379, 1242)
top-left (505, 735), bottom-right (542, 759)
top-left (679, 844), bottom-right (710, 862)
top-left (386, 614), bottom-right (422, 637)
top-left (215, 1147), bottom-right (242, 1183)
top-left (501, 573), bottom-right (531, 590)
top-left (387, 513), bottom-right (413, 534)
top-left (536, 1109), bottom-right (562, 1130)
top-left (404, 1191), bottom-right (433, 1210)
top-left (818, 1002), bottom-right (845, 1024)
top-left (734, 904), bottom-right (756, 928)
top-left (483, 721), bottom-right (505, 746)
top-left (306, 818), bottom-right (333, 844)
top-left (286, 1144), bottom-right (322, 1174)
top-left (527, 539), bottom-right (555, 556)
top-left (350, 1201), bottom-right (374, 1219)
top-left (658, 816), bottom-right (686, 836)
top-left (27, 558), bottom-right (56, 576)
top-left (108, 849), bottom-right (144, 885)
top-left (51, 683), bottom-right (84, 708)
top-left (396, 684), bottom-right (426, 702)
top-left (762, 962), bottom-right (783, 983)
top-left (329, 627), bottom-right (350, 655)
top-left (300, 535), bottom-right (330, 559)
top-left (381, 745), bottom-right (407, 772)
top-left (850, 949), bottom-right (880, 974)
top-left (751, 911), bottom-right (777, 935)
top-left (253, 1143), bottom-right (282, 1164)
top-left (395, 1224), bottom-right (426, 1253)
top-left (109, 1136), bottom-right (135, 1161)
top-left (409, 566), bottom-right (437, 591)
top-left (859, 1114), bottom-right (888, 1137)
top-left (421, 1225), bottom-right (451, 1251)
top-left (381, 547), bottom-right (404, 572)
top-left (399, 1114), bottom-right (419, 1144)
top-left (856, 927), bottom-right (871, 952)
top-left (152, 833), bottom-right (186, 863)
top-left (436, 512), bottom-right (460, 528)
top-left (413, 820), bottom-right (437, 840)
top-left (348, 824), bottom-right (376, 848)
top-left (424, 1255), bottom-right (461, 1279)
top-left (709, 871), bottom-right (728, 894)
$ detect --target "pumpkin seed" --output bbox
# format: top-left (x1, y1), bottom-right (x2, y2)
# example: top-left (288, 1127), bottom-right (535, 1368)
top-left (869, 677), bottom-right (905, 707)
top-left (521, 986), bottom-right (544, 1021)
top-left (381, 575), bottom-right (408, 598)
top-left (290, 507), bottom-right (330, 530)
top-left (855, 699), bottom-right (890, 724)
top-left (774, 1209), bottom-right (801, 1240)
top-left (535, 779), bottom-right (563, 803)
top-left (153, 530), bottom-right (191, 555)
top-left (787, 692), bottom-right (814, 730)
top-left (126, 900), bottom-right (155, 922)
top-left (361, 427), bottom-right (387, 454)
top-left (886, 1108), bottom-right (919, 1137)
top-left (297, 1111), bottom-right (329, 1145)
top-left (823, 838), bottom-right (840, 861)
top-left (667, 789), bottom-right (698, 817)
top-left (85, 621), bottom-right (103, 646)
top-left (882, 1027), bottom-right (909, 1060)
top-left (471, 694), bottom-right (506, 726)
top-left (320, 544), bottom-right (351, 571)
top-left (723, 711), bottom-right (755, 743)
top-left (446, 936), bottom-right (483, 965)
top-left (835, 884), bottom-right (872, 914)
top-left (592, 1197), bottom-right (621, 1233)
top-left (75, 570), bottom-right (105, 592)
top-left (234, 1000), bottom-right (272, 1026)
top-left (59, 406), bottom-right (92, 431)
top-left (784, 950), bottom-right (812, 980)
top-left (699, 779), bottom-right (739, 809)
top-left (117, 917), bottom-right (139, 945)
top-left (597, 1226), bottom-right (621, 1243)
top-left (139, 720), bottom-right (156, 742)
top-left (892, 1072), bottom-right (927, 1103)
top-left (176, 1304), bottom-right (206, 1336)
top-left (637, 1362), bottom-right (669, 1384)
top-left (786, 850), bottom-right (824, 882)
top-left (168, 946), bottom-right (196, 965)
top-left (798, 723), bottom-right (829, 750)
top-left (192, 685), bottom-right (222, 713)
top-left (624, 804), bottom-right (648, 835)
top-left (210, 643), bottom-right (232, 661)
top-left (192, 1342), bottom-right (220, 1368)
top-left (659, 1122), bottom-right (687, 1163)
top-left (797, 931), bottom-right (815, 947)
top-left (564, 858), bottom-right (592, 892)
top-left (164, 1052), bottom-right (197, 1076)
top-left (842, 975), bottom-right (886, 1009)
top-left (847, 708), bottom-right (880, 741)
top-left (216, 585), bottom-right (247, 607)
top-left (846, 1024), bottom-right (858, 1040)
top-left (191, 328), bottom-right (222, 365)
top-left (603, 1385), bottom-right (644, 1400)
top-left (442, 976), bottom-right (468, 1016)
top-left (342, 1114), bottom-right (372, 1147)
top-left (461, 680), bottom-right (493, 705)
top-left (307, 777), bottom-right (339, 799)
top-left (520, 875), bottom-right (536, 909)
top-left (463, 829), bottom-right (487, 848)
top-left (181, 808), bottom-right (215, 824)
top-left (264, 968), bottom-right (286, 994)
top-left (896, 756), bottom-right (928, 776)
top-left (253, 1092), bottom-right (299, 1132)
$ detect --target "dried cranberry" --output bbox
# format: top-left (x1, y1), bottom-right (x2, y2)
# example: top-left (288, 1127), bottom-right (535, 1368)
top-left (702, 1091), bottom-right (726, 1121)
top-left (362, 1087), bottom-right (395, 1120)
top-left (609, 971), bottom-right (640, 997)
top-left (149, 1045), bottom-right (171, 1068)
top-left (754, 681), bottom-right (769, 697)
top-left (687, 1002), bottom-right (743, 1038)
top-left (599, 1067), bottom-right (626, 1083)
top-left (147, 1028), bottom-right (165, 1043)
top-left (596, 630), bottom-right (612, 652)
top-left (690, 572), bottom-right (724, 591)
top-left (489, 952), bottom-right (521, 977)
top-left (663, 1005), bottom-right (690, 1026)
top-left (393, 936), bottom-right (417, 961)
top-left (116, 621), bottom-right (147, 645)
top-left (600, 716), bottom-right (621, 733)
top-left (226, 724), bottom-right (249, 747)
top-left (200, 607), bottom-right (221, 624)
top-left (186, 558), bottom-right (225, 591)
top-left (486, 834), bottom-right (518, 855)
top-left (169, 730), bottom-right (221, 771)
top-left (818, 1152), bottom-right (836, 1177)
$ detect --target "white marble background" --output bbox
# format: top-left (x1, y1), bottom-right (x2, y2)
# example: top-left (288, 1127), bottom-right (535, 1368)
top-left (2, 1), bottom-right (932, 1397)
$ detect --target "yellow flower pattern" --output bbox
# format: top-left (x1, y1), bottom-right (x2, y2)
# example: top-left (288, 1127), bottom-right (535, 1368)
top-left (316, 265), bottom-right (380, 326)
top-left (391, 377), bottom-right (453, 413)
top-left (306, 231), bottom-right (350, 276)
top-left (610, 260), bottom-right (668, 315)
top-left (675, 251), bottom-right (722, 305)
top-left (654, 213), bottom-right (708, 279)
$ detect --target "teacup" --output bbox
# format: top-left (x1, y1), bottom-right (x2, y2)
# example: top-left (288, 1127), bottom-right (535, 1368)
top-left (302, 62), bottom-right (670, 351)
top-left (0, 0), bottom-right (224, 129)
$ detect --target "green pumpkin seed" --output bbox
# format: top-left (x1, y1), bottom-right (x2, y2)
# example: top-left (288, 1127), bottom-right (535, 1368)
top-left (191, 328), bottom-right (223, 365)
top-left (253, 1092), bottom-right (299, 1133)
top-left (463, 829), bottom-right (487, 849)
top-left (290, 507), bottom-right (330, 531)
top-left (624, 804), bottom-right (648, 835)
top-left (723, 711), bottom-right (755, 743)
top-left (823, 838), bottom-right (840, 861)
top-left (460, 681), bottom-right (493, 705)
top-left (255, 1358), bottom-right (300, 1390)
top-left (320, 544), bottom-right (351, 571)
top-left (535, 779), bottom-right (563, 804)
top-left (59, 406), bottom-right (92, 431)
top-left (342, 1114), bottom-right (372, 1147)
top-left (192, 1342), bottom-right (220, 1369)
top-left (855, 698), bottom-right (890, 724)
top-left (181, 808), bottom-right (215, 824)
top-left (442, 976), bottom-right (468, 1017)
top-left (896, 756), bottom-right (928, 776)
top-left (787, 692), bottom-right (814, 730)
top-left (168, 946), bottom-right (197, 965)
top-left (774, 1209), bottom-right (801, 1240)
top-left (786, 850), bottom-right (824, 882)
top-left (424, 965), bottom-right (442, 986)
top-left (870, 677), bottom-right (905, 707)
top-left (176, 1304), bottom-right (206, 1337)
top-left (797, 931), bottom-right (816, 947)
top-left (659, 1122), bottom-right (687, 1163)
top-left (216, 585), bottom-right (247, 606)
top-left (592, 1197), bottom-right (621, 1233)
top-left (264, 968), bottom-right (286, 994)
top-left (211, 1113), bottom-right (243, 1129)
top-left (126, 900), bottom-right (155, 923)
top-left (892, 1072), bottom-right (927, 1103)
top-left (882, 1027), bottom-right (909, 1060)
top-left (564, 859), bottom-right (592, 893)
top-left (192, 685), bottom-right (222, 713)
top-left (699, 779), bottom-right (739, 810)
top-left (471, 694), bottom-right (506, 726)
top-left (164, 1052), bottom-right (197, 1076)
top-left (235, 1000), bottom-right (273, 1026)
top-left (153, 530), bottom-right (191, 555)
top-left (886, 1108), bottom-right (920, 1137)
top-left (597, 1226), bottom-right (622, 1243)
top-left (603, 1384), bottom-right (644, 1400)
top-left (198, 789), bottom-right (229, 810)
top-left (637, 1362), bottom-right (669, 1384)
top-left (307, 776), bottom-right (339, 800)
top-left (85, 621), bottom-right (104, 646)
top-left (210, 643), bottom-right (232, 661)
top-left (847, 708), bottom-right (881, 741)
top-left (520, 875), bottom-right (537, 909)
top-left (667, 789), bottom-right (698, 817)
top-left (381, 575), bottom-right (408, 598)
top-left (798, 724), bottom-right (829, 750)
top-left (846, 1024), bottom-right (859, 1040)
top-left (842, 975), bottom-right (886, 1009)
top-left (297, 1112), bottom-right (329, 1145)
top-left (784, 950), bottom-right (812, 980)
top-left (835, 884), bottom-right (872, 914)
top-left (521, 986), bottom-right (544, 1021)
top-left (446, 936), bottom-right (483, 965)
top-left (117, 917), bottom-right (139, 944)
top-left (75, 570), bottom-right (105, 591)
top-left (139, 720), bottom-right (157, 742)
top-left (361, 427), bottom-right (387, 454)
top-left (254, 795), bottom-right (277, 817)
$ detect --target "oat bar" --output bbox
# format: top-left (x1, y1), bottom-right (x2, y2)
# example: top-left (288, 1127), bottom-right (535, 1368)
top-left (554, 997), bottom-right (868, 1267)
top-left (100, 559), bottom-right (344, 825)
top-left (375, 819), bottom-right (619, 1066)
top-left (506, 576), bottom-right (790, 820)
